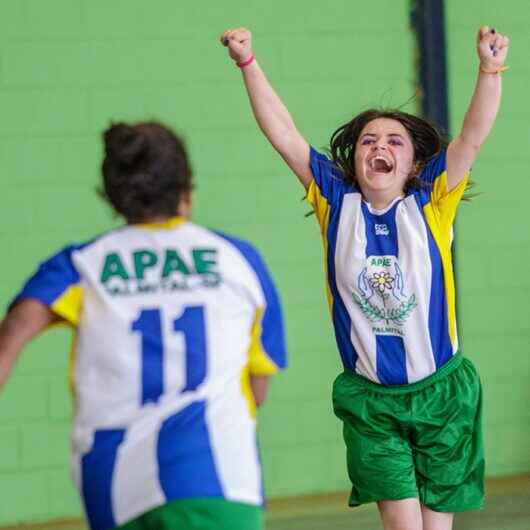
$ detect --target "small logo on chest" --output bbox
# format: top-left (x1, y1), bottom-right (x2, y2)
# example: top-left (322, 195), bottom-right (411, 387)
top-left (375, 224), bottom-right (389, 236)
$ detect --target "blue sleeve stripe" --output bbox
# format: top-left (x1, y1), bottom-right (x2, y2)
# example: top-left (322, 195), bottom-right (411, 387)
top-left (214, 231), bottom-right (287, 370)
top-left (9, 243), bottom-right (88, 311)
top-left (310, 147), bottom-right (335, 202)
top-left (309, 146), bottom-right (354, 206)
top-left (420, 150), bottom-right (447, 185)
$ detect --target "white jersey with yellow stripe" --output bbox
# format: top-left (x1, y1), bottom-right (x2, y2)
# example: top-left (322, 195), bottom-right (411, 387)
top-left (12, 217), bottom-right (286, 530)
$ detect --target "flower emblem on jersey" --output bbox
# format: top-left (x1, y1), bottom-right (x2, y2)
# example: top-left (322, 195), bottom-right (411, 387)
top-left (370, 271), bottom-right (394, 294)
top-left (353, 259), bottom-right (417, 327)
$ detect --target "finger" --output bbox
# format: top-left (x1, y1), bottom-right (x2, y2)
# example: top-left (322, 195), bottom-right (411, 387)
top-left (492, 34), bottom-right (503, 48)
top-left (500, 35), bottom-right (510, 49)
top-left (479, 27), bottom-right (497, 53)
top-left (490, 34), bottom-right (503, 56)
top-left (222, 30), bottom-right (238, 45)
top-left (478, 25), bottom-right (490, 41)
top-left (233, 27), bottom-right (249, 35)
top-left (220, 29), bottom-right (232, 45)
top-left (225, 29), bottom-right (242, 47)
top-left (230, 29), bottom-right (250, 44)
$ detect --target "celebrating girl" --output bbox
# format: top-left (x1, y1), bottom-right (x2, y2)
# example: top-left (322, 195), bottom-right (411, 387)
top-left (221, 25), bottom-right (509, 530)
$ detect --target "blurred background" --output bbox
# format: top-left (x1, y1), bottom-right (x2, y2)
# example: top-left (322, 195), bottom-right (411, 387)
top-left (0, 0), bottom-right (528, 526)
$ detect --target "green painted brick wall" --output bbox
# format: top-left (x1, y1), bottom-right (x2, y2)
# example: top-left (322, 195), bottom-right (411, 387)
top-left (0, 1), bottom-right (414, 523)
top-left (0, 0), bottom-right (527, 526)
top-left (446, 0), bottom-right (530, 477)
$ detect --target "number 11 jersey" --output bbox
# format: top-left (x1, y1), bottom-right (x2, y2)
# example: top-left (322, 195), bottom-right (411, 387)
top-left (12, 216), bottom-right (287, 530)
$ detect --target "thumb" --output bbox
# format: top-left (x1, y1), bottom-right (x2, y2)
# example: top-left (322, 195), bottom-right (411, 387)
top-left (477, 25), bottom-right (490, 43)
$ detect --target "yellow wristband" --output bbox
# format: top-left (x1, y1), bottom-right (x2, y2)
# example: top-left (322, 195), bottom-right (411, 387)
top-left (480, 65), bottom-right (510, 75)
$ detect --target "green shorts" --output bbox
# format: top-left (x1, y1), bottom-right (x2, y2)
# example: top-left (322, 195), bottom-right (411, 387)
top-left (332, 354), bottom-right (484, 512)
top-left (117, 498), bottom-right (264, 530)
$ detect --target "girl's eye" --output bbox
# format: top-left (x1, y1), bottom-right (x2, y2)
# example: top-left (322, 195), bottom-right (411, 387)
top-left (361, 138), bottom-right (375, 145)
top-left (389, 139), bottom-right (403, 146)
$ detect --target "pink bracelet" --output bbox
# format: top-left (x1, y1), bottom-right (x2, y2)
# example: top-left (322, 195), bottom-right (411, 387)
top-left (237, 55), bottom-right (255, 68)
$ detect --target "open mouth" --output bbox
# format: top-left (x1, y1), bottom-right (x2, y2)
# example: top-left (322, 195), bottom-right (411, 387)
top-left (369, 156), bottom-right (393, 173)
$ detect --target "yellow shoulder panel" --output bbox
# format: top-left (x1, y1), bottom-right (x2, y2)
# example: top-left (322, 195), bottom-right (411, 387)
top-left (240, 307), bottom-right (279, 419)
top-left (247, 307), bottom-right (279, 376)
top-left (306, 180), bottom-right (330, 237)
top-left (51, 284), bottom-right (83, 327)
top-left (306, 181), bottom-right (333, 310)
top-left (423, 171), bottom-right (468, 347)
top-left (430, 170), bottom-right (469, 228)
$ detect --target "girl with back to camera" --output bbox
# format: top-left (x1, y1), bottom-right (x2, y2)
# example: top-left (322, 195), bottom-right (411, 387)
top-left (220, 25), bottom-right (509, 530)
top-left (0, 122), bottom-right (286, 530)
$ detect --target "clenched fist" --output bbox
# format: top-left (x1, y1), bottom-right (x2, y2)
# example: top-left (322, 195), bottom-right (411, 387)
top-left (477, 26), bottom-right (509, 72)
top-left (220, 28), bottom-right (253, 64)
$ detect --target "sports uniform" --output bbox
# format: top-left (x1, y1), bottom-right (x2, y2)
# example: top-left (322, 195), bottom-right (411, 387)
top-left (12, 217), bottom-right (286, 530)
top-left (306, 147), bottom-right (484, 511)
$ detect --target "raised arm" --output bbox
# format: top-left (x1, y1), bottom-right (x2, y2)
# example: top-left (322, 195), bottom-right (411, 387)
top-left (447, 26), bottom-right (509, 189)
top-left (220, 28), bottom-right (312, 189)
top-left (0, 299), bottom-right (57, 391)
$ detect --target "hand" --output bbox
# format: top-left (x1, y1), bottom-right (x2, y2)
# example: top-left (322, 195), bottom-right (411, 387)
top-left (220, 28), bottom-right (253, 64)
top-left (477, 26), bottom-right (509, 71)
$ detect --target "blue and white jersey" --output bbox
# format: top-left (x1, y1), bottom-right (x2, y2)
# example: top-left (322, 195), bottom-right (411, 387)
top-left (307, 147), bottom-right (468, 385)
top-left (12, 217), bottom-right (286, 530)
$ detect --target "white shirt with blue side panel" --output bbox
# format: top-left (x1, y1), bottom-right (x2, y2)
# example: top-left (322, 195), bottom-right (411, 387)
top-left (11, 218), bottom-right (286, 530)
top-left (306, 147), bottom-right (468, 385)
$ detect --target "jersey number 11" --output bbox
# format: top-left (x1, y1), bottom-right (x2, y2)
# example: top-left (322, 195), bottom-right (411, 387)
top-left (131, 306), bottom-right (207, 405)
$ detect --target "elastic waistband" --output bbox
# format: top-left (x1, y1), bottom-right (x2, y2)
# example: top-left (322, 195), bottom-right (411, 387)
top-left (343, 354), bottom-right (464, 395)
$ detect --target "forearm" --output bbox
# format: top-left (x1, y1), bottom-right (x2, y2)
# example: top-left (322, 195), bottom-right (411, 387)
top-left (459, 70), bottom-right (502, 150)
top-left (240, 60), bottom-right (311, 185)
top-left (0, 300), bottom-right (56, 392)
top-left (447, 26), bottom-right (508, 187)
top-left (241, 60), bottom-right (299, 150)
top-left (0, 316), bottom-right (29, 389)
top-left (221, 27), bottom-right (312, 185)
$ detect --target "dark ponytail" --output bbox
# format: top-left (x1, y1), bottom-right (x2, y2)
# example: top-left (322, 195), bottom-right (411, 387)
top-left (101, 121), bottom-right (193, 222)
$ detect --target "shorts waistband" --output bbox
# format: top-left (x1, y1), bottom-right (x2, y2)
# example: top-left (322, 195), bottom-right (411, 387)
top-left (344, 354), bottom-right (464, 395)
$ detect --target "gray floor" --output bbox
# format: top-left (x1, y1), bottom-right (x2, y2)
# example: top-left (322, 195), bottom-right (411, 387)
top-left (268, 496), bottom-right (530, 530)
top-left (2, 476), bottom-right (529, 530)
top-left (267, 477), bottom-right (530, 530)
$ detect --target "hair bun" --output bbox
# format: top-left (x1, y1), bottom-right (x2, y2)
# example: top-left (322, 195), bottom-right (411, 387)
top-left (104, 122), bottom-right (148, 168)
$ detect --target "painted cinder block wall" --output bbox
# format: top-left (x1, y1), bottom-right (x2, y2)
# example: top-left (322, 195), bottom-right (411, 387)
top-left (0, 0), bottom-right (527, 525)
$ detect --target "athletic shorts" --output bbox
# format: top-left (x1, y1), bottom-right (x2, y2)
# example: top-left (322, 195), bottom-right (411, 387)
top-left (116, 498), bottom-right (264, 530)
top-left (332, 354), bottom-right (484, 512)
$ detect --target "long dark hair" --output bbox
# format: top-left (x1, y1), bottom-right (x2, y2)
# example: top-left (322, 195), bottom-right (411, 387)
top-left (329, 108), bottom-right (448, 194)
top-left (100, 121), bottom-right (193, 223)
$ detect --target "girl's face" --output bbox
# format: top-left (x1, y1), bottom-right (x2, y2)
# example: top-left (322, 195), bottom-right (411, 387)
top-left (354, 118), bottom-right (415, 202)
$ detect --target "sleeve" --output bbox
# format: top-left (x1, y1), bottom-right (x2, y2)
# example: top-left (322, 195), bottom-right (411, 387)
top-left (306, 147), bottom-right (347, 234)
top-left (9, 245), bottom-right (84, 327)
top-left (215, 233), bottom-right (287, 375)
top-left (243, 245), bottom-right (287, 376)
top-left (418, 150), bottom-right (469, 229)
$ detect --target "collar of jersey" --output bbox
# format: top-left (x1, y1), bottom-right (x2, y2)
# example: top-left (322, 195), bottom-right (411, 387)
top-left (362, 195), bottom-right (403, 215)
top-left (136, 216), bottom-right (187, 230)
